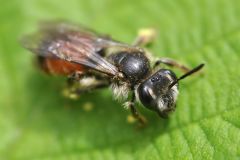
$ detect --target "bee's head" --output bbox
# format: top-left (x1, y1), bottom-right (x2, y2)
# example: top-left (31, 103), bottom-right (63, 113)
top-left (137, 69), bottom-right (178, 118)
top-left (137, 64), bottom-right (204, 118)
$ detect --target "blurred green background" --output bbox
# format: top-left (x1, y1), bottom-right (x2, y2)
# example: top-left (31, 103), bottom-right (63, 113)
top-left (0, 0), bottom-right (240, 159)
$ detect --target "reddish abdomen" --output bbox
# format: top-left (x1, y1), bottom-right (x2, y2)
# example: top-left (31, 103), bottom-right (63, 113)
top-left (38, 56), bottom-right (86, 75)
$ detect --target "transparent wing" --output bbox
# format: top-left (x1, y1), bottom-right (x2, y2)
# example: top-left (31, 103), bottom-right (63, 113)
top-left (21, 21), bottom-right (123, 76)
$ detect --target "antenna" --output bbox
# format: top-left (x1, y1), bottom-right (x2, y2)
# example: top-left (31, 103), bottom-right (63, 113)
top-left (168, 63), bottom-right (205, 89)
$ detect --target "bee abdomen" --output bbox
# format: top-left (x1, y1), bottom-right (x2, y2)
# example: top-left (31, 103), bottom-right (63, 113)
top-left (37, 56), bottom-right (86, 75)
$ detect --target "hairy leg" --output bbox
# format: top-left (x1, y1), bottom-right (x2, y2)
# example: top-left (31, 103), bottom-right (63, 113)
top-left (64, 72), bottom-right (109, 99)
top-left (125, 93), bottom-right (147, 126)
top-left (154, 57), bottom-right (191, 73)
top-left (133, 28), bottom-right (157, 47)
top-left (67, 71), bottom-right (84, 86)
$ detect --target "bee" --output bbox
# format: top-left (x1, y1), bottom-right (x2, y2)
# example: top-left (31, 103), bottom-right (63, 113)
top-left (21, 21), bottom-right (204, 125)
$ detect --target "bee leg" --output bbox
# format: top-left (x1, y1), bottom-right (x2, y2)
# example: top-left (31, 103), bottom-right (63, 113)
top-left (74, 81), bottom-right (109, 95)
top-left (127, 93), bottom-right (147, 126)
top-left (67, 71), bottom-right (84, 86)
top-left (154, 58), bottom-right (191, 73)
top-left (63, 71), bottom-right (85, 99)
top-left (63, 76), bottom-right (109, 99)
top-left (132, 28), bottom-right (157, 47)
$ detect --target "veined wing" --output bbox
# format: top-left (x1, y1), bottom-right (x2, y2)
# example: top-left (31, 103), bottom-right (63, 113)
top-left (21, 21), bottom-right (126, 76)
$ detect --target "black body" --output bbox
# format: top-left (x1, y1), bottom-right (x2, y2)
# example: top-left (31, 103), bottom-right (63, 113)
top-left (21, 21), bottom-right (204, 124)
top-left (108, 52), bottom-right (151, 85)
top-left (109, 51), bottom-right (180, 118)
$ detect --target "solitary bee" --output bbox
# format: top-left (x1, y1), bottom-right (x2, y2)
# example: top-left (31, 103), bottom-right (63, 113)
top-left (21, 21), bottom-right (204, 125)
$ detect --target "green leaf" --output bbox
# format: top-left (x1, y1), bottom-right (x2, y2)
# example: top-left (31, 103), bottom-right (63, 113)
top-left (0, 0), bottom-right (240, 159)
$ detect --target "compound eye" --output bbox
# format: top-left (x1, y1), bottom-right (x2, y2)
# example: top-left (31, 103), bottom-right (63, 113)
top-left (137, 82), bottom-right (157, 111)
